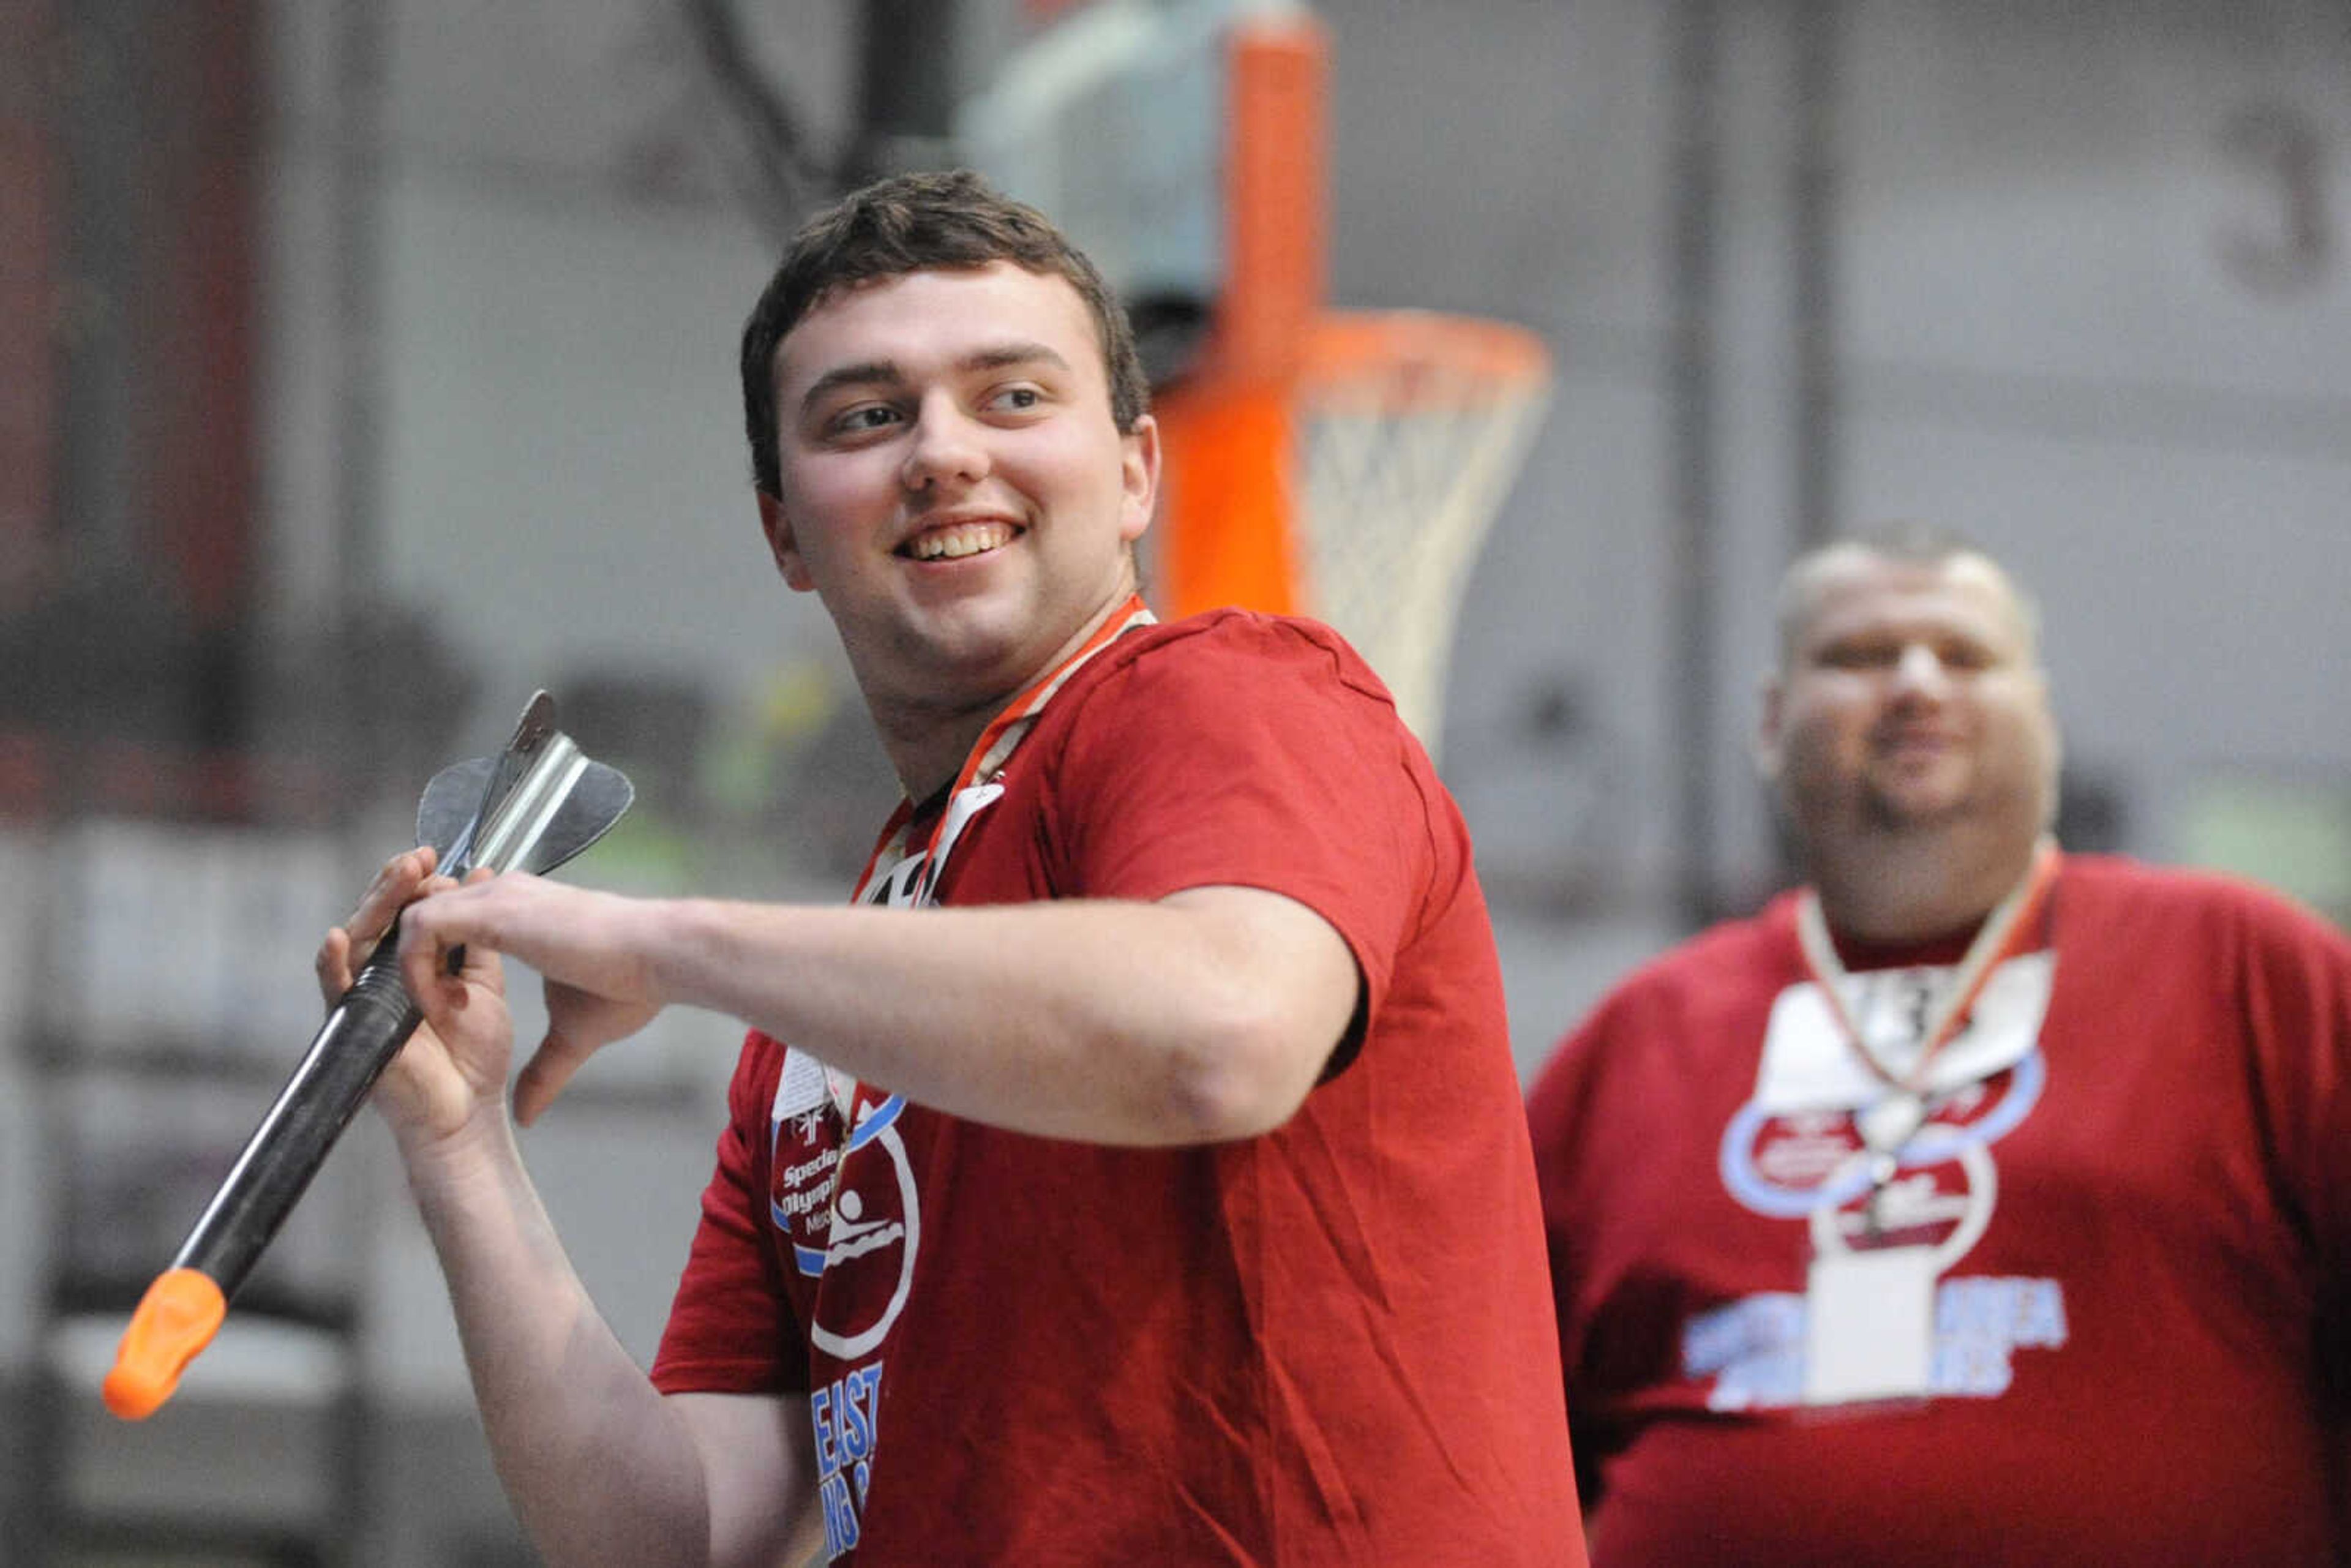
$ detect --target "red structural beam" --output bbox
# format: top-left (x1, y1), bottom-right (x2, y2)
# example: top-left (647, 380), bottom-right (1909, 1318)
top-left (148, 1), bottom-right (261, 634)
top-left (0, 0), bottom-right (59, 616)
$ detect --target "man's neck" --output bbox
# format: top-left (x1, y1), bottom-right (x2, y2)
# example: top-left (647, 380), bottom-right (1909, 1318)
top-left (1807, 829), bottom-right (2039, 945)
top-left (881, 700), bottom-right (999, 806)
top-left (869, 586), bottom-right (1144, 804)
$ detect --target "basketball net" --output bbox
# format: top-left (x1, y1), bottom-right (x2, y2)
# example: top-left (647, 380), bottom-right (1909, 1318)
top-left (1288, 312), bottom-right (1550, 753)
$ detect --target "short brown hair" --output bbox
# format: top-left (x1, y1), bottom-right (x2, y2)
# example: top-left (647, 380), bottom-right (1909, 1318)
top-left (738, 168), bottom-right (1151, 497)
top-left (1774, 522), bottom-right (2042, 669)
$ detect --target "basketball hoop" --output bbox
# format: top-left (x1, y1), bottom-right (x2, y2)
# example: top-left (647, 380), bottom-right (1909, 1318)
top-left (1155, 310), bottom-right (1552, 757)
top-left (962, 3), bottom-right (1552, 756)
top-left (1283, 310), bottom-right (1553, 756)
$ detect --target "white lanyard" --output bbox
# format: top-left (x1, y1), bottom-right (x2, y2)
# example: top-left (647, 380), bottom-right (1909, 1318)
top-left (1793, 838), bottom-right (2060, 1218)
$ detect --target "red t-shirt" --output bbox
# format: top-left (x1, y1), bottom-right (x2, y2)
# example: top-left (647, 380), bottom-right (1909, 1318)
top-left (1527, 855), bottom-right (2351, 1566)
top-left (654, 610), bottom-right (1584, 1566)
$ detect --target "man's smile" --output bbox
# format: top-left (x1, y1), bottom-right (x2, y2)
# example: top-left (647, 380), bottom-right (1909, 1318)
top-left (898, 519), bottom-right (1022, 561)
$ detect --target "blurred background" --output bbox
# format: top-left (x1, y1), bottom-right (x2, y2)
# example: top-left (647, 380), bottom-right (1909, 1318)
top-left (2, 0), bottom-right (2347, 1561)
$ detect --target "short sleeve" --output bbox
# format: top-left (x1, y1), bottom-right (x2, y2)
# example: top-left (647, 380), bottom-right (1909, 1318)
top-left (2234, 885), bottom-right (2351, 1369)
top-left (1523, 999), bottom-right (1632, 1506)
top-left (1041, 614), bottom-right (1440, 1040)
top-left (650, 1032), bottom-right (807, 1395)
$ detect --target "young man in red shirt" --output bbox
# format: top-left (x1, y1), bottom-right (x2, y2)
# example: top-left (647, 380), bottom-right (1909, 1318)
top-left (326, 170), bottom-right (1583, 1566)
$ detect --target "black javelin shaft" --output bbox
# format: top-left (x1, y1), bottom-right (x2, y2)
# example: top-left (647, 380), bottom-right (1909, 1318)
top-left (169, 932), bottom-right (424, 1292)
top-left (104, 692), bottom-right (632, 1421)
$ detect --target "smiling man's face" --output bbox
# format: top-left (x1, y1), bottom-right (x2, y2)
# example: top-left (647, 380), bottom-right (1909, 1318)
top-left (758, 261), bottom-right (1158, 728)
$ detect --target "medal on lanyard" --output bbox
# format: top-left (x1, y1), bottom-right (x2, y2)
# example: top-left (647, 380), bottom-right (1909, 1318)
top-left (1793, 839), bottom-right (2058, 1406)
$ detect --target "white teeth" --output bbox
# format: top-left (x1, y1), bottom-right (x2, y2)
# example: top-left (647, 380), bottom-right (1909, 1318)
top-left (907, 522), bottom-right (1013, 560)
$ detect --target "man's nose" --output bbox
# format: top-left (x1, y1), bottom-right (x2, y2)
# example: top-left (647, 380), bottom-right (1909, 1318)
top-left (1888, 642), bottom-right (1949, 697)
top-left (901, 397), bottom-right (989, 490)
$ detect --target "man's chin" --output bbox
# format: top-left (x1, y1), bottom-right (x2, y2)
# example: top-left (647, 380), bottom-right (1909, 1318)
top-left (1861, 790), bottom-right (1971, 834)
top-left (904, 618), bottom-right (1062, 694)
top-left (894, 593), bottom-right (1025, 653)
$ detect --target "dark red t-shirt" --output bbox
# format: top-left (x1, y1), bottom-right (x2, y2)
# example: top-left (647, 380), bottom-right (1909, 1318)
top-left (1528, 855), bottom-right (2351, 1566)
top-left (655, 610), bottom-right (1584, 1565)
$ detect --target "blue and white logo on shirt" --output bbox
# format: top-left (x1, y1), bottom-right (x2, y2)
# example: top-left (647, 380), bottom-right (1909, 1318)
top-left (1693, 951), bottom-right (2066, 1410)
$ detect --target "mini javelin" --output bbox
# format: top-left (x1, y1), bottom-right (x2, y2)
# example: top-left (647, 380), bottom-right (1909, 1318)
top-left (102, 691), bottom-right (634, 1420)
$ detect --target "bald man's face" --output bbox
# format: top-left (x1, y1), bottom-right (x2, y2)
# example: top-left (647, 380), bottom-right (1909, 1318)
top-left (1759, 549), bottom-right (2060, 863)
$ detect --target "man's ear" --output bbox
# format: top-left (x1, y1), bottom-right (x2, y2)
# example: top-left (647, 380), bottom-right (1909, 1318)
top-left (1753, 673), bottom-right (1787, 782)
top-left (756, 492), bottom-right (817, 593)
top-left (1117, 415), bottom-right (1162, 544)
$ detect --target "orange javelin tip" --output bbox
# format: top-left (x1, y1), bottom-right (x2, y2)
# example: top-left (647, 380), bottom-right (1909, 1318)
top-left (103, 1267), bottom-right (227, 1420)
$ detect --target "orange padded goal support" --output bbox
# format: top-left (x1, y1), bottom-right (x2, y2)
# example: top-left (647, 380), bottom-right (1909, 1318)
top-left (1153, 383), bottom-right (1299, 618)
top-left (1152, 9), bottom-right (1328, 621)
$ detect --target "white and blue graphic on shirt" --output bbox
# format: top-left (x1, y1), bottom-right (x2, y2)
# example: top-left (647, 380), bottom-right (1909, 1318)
top-left (1693, 951), bottom-right (2068, 1409)
top-left (1685, 1274), bottom-right (2070, 1409)
top-left (810, 1362), bottom-right (885, 1556)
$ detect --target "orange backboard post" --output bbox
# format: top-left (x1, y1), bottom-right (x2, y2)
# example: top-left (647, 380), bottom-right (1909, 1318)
top-left (1153, 10), bottom-right (1328, 620)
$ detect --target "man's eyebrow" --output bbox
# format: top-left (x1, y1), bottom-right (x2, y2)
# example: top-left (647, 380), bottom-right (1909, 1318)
top-left (796, 342), bottom-right (1075, 418)
top-left (798, 359), bottom-right (902, 418)
top-left (958, 340), bottom-right (1071, 376)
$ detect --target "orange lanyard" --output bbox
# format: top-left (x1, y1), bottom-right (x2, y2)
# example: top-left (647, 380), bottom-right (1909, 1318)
top-left (1793, 838), bottom-right (2060, 1103)
top-left (817, 595), bottom-right (1155, 1134)
top-left (849, 592), bottom-right (1156, 909)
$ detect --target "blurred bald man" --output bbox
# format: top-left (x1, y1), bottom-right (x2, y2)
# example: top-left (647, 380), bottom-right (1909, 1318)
top-left (1528, 524), bottom-right (2350, 1565)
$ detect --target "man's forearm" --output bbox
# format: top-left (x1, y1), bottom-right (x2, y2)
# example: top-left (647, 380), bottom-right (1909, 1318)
top-left (398, 874), bottom-right (1362, 1146)
top-left (402, 1127), bottom-right (723, 1568)
top-left (646, 886), bottom-right (1357, 1146)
